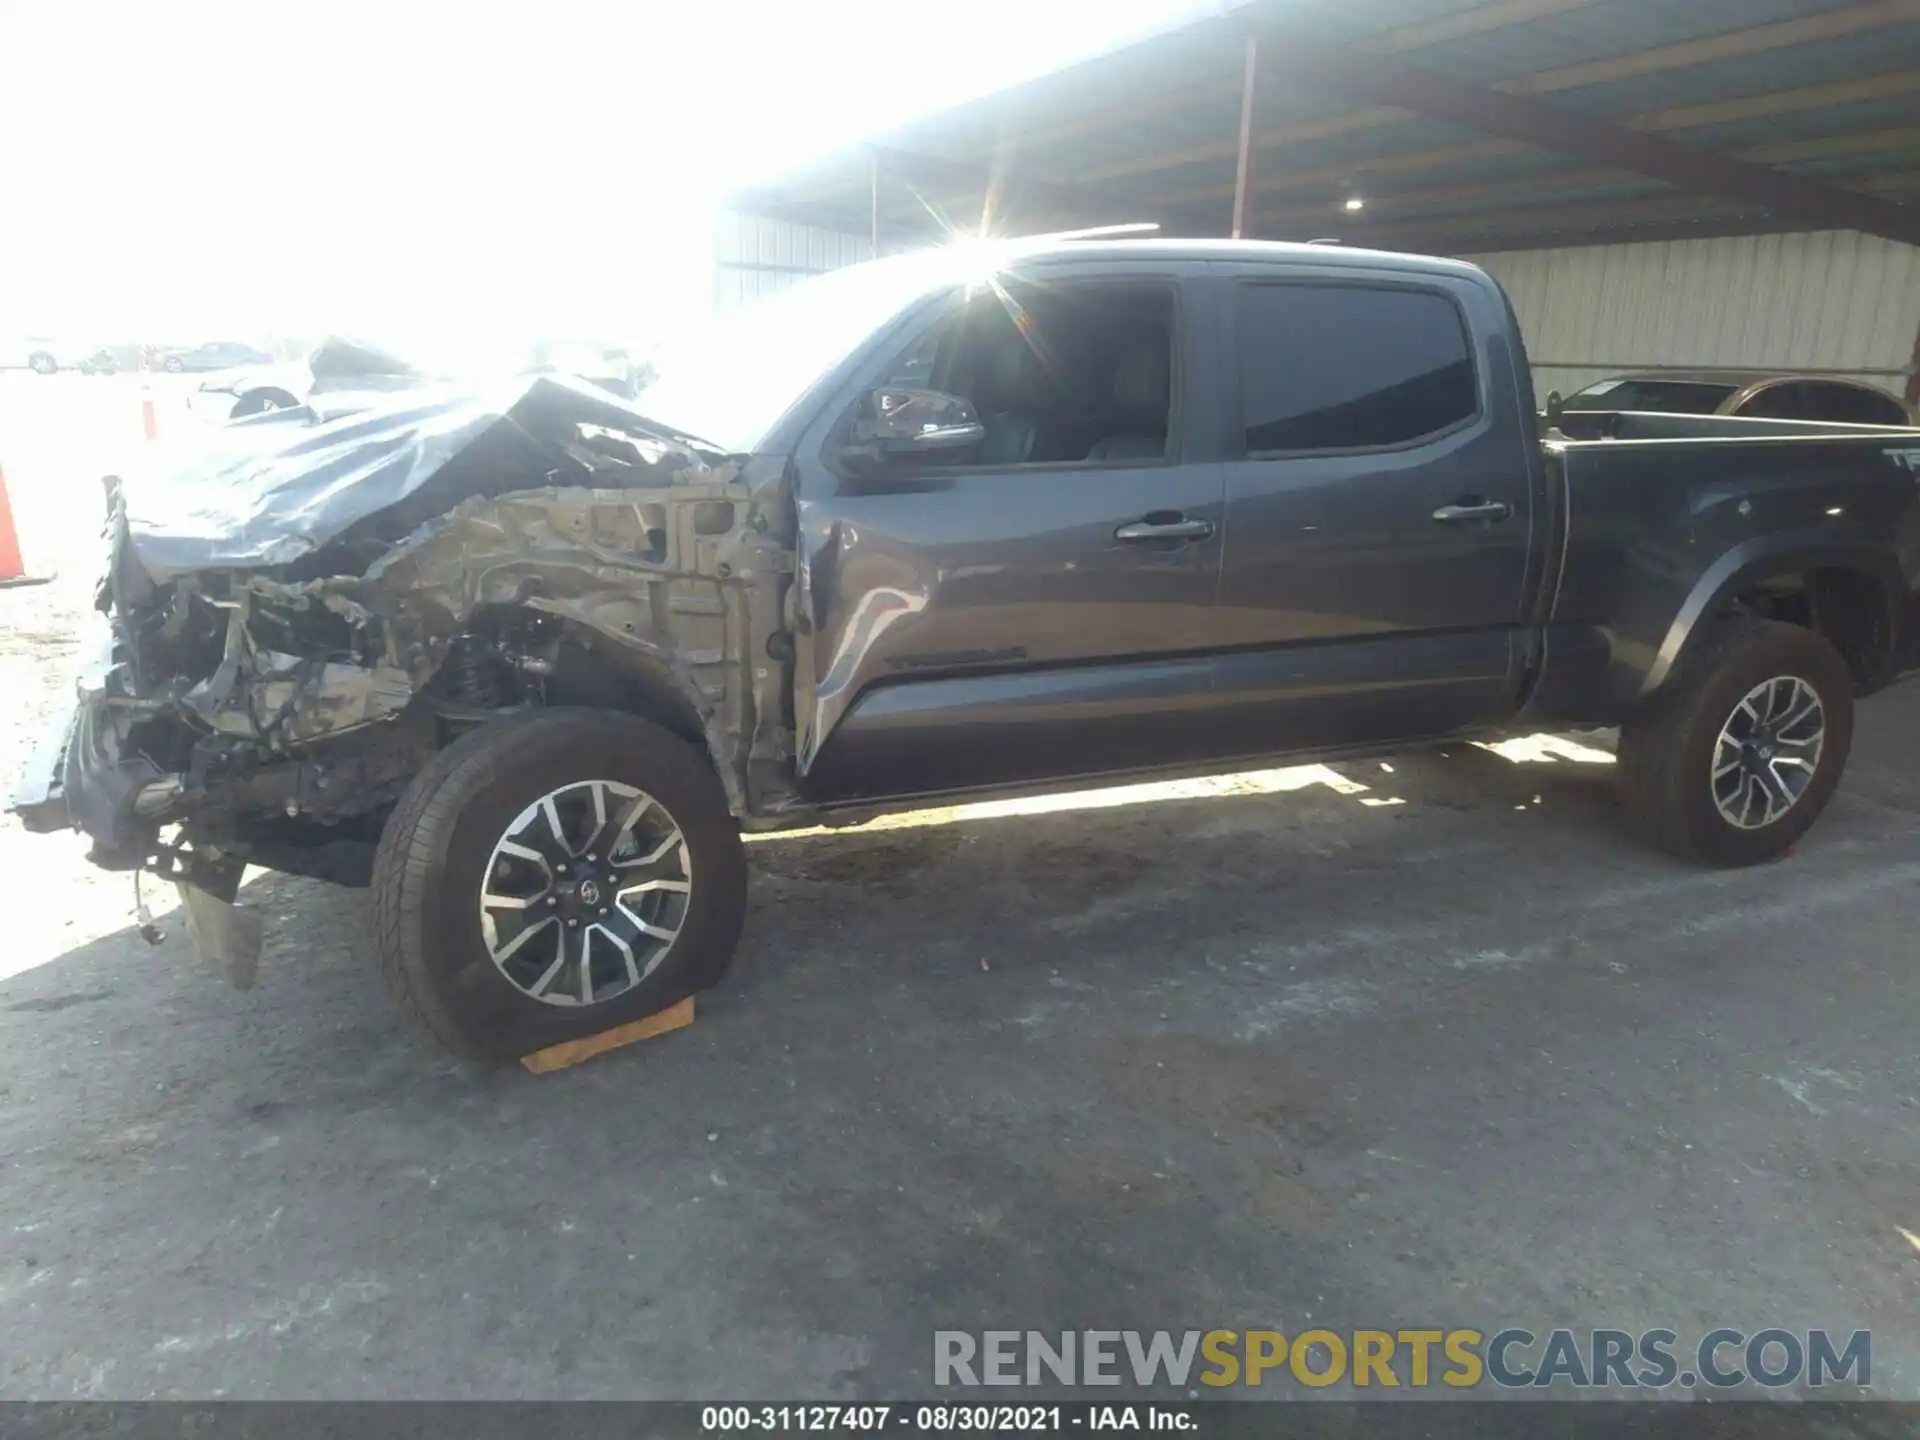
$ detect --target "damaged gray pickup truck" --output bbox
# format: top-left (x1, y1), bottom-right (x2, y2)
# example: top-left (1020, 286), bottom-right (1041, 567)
top-left (15, 236), bottom-right (1920, 1059)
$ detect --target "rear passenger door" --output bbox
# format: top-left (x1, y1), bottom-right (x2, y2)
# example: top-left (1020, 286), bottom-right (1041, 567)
top-left (1207, 265), bottom-right (1538, 756)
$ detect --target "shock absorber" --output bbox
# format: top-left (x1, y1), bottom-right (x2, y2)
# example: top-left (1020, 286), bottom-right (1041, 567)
top-left (445, 633), bottom-right (506, 708)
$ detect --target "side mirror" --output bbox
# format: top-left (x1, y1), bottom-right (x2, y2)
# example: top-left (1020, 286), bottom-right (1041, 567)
top-left (850, 387), bottom-right (984, 454)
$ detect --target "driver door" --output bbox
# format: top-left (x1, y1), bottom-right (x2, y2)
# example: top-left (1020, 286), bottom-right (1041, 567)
top-left (790, 261), bottom-right (1228, 804)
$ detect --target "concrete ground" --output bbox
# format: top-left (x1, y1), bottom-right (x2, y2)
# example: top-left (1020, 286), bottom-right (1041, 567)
top-left (1, 374), bottom-right (1918, 1401)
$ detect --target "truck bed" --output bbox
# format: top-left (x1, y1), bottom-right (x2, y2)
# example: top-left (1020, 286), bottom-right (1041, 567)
top-left (1549, 408), bottom-right (1920, 442)
top-left (1525, 426), bottom-right (1920, 722)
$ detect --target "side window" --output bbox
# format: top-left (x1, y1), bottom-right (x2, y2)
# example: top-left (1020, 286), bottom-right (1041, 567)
top-left (874, 280), bottom-right (1178, 470)
top-left (1856, 387), bottom-right (1910, 426)
top-left (878, 326), bottom-right (942, 390)
top-left (1799, 384), bottom-right (1851, 423)
top-left (1236, 284), bottom-right (1477, 454)
top-left (1738, 383), bottom-right (1809, 420)
top-left (1811, 383), bottom-right (1908, 425)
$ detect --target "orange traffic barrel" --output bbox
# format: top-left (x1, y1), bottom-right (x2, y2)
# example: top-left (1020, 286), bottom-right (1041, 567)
top-left (0, 463), bottom-right (51, 588)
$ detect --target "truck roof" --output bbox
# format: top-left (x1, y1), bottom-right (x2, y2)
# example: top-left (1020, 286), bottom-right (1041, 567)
top-left (975, 234), bottom-right (1490, 282)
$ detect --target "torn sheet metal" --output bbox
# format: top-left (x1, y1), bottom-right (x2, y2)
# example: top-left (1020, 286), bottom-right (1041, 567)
top-left (33, 368), bottom-right (794, 883)
top-left (8, 335), bottom-right (810, 1006)
top-left (122, 372), bottom-right (725, 582)
top-left (350, 478), bottom-right (786, 809)
top-left (176, 593), bottom-right (413, 744)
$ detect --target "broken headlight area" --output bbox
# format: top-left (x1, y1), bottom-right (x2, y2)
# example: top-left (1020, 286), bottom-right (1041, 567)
top-left (70, 556), bottom-right (587, 888)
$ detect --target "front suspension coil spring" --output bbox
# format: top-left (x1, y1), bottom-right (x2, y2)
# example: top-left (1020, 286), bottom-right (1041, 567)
top-left (445, 634), bottom-right (507, 708)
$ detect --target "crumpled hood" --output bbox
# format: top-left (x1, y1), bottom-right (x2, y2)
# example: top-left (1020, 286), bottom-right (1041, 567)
top-left (121, 372), bottom-right (721, 582)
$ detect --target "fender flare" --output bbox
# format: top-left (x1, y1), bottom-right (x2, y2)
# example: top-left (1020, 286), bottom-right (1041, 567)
top-left (1641, 535), bottom-right (1906, 699)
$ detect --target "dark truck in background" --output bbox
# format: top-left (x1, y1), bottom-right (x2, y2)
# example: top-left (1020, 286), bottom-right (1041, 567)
top-left (14, 236), bottom-right (1920, 1059)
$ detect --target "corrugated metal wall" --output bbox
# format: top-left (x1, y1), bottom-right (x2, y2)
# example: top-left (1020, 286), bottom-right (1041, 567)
top-left (707, 220), bottom-right (1920, 406)
top-left (712, 211), bottom-right (872, 314)
top-left (1467, 230), bottom-right (1920, 403)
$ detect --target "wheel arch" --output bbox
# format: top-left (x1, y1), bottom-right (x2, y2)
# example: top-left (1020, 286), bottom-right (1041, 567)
top-left (419, 606), bottom-right (745, 814)
top-left (538, 617), bottom-right (711, 749)
top-left (1642, 540), bottom-right (1905, 702)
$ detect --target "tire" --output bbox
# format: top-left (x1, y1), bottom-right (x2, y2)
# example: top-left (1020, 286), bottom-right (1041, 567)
top-left (27, 352), bottom-right (57, 375)
top-left (372, 708), bottom-right (748, 1060)
top-left (1617, 618), bottom-right (1854, 866)
top-left (163, 356), bottom-right (184, 373)
top-left (229, 387), bottom-right (298, 419)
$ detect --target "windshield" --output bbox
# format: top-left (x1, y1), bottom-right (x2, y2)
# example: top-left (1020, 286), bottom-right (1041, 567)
top-left (1562, 378), bottom-right (1740, 414)
top-left (636, 248), bottom-right (969, 454)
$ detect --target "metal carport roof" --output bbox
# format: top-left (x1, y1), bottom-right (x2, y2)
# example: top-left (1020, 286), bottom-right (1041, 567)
top-left (730, 0), bottom-right (1920, 255)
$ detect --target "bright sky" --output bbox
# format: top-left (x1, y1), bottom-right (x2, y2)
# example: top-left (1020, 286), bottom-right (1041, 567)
top-left (0, 0), bottom-right (1220, 350)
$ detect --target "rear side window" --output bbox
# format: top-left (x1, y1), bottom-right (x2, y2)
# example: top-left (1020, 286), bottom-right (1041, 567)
top-left (1236, 284), bottom-right (1477, 454)
top-left (1806, 383), bottom-right (1908, 426)
top-left (1738, 383), bottom-right (1810, 420)
top-left (1562, 379), bottom-right (1738, 414)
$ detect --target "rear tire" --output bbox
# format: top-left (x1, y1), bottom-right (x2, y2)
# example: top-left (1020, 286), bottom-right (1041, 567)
top-left (372, 708), bottom-right (747, 1061)
top-left (1617, 618), bottom-right (1853, 866)
top-left (27, 352), bottom-right (56, 375)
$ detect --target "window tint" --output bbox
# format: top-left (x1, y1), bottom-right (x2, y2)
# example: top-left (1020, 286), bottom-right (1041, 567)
top-left (876, 281), bottom-right (1177, 469)
top-left (1237, 284), bottom-right (1476, 453)
top-left (1737, 383), bottom-right (1810, 420)
top-left (1562, 379), bottom-right (1738, 414)
top-left (1806, 383), bottom-right (1908, 426)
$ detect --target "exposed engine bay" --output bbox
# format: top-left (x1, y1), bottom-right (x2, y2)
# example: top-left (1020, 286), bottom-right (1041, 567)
top-left (20, 374), bottom-right (796, 917)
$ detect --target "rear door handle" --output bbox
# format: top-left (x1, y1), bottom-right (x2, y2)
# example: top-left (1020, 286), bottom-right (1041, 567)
top-left (1432, 498), bottom-right (1513, 524)
top-left (1115, 515), bottom-right (1215, 542)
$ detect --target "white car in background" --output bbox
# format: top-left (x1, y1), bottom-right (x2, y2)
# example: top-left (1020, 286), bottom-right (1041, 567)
top-left (200, 336), bottom-right (652, 420)
top-left (0, 336), bottom-right (81, 374)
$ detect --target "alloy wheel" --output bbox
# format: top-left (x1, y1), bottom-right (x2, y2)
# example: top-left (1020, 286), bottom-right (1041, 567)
top-left (478, 779), bottom-right (692, 1006)
top-left (1711, 675), bottom-right (1825, 830)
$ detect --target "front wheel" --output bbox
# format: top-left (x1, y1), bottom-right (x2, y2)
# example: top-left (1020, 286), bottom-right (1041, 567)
top-left (1617, 619), bottom-right (1854, 866)
top-left (372, 709), bottom-right (748, 1060)
top-left (229, 387), bottom-right (298, 419)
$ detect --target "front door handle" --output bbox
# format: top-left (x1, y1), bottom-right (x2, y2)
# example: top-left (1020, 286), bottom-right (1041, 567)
top-left (1432, 498), bottom-right (1513, 524)
top-left (1115, 515), bottom-right (1215, 542)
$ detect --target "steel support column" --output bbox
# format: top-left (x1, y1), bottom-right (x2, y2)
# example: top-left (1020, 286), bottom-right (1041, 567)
top-left (1231, 35), bottom-right (1259, 239)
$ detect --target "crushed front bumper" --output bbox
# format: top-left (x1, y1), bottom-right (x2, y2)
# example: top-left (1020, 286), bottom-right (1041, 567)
top-left (11, 694), bottom-right (263, 988)
top-left (10, 674), bottom-right (261, 990)
top-left (10, 704), bottom-right (78, 834)
top-left (9, 631), bottom-right (168, 859)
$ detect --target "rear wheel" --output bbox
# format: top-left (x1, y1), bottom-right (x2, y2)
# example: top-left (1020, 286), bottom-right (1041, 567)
top-left (1617, 619), bottom-right (1853, 866)
top-left (27, 352), bottom-right (56, 375)
top-left (372, 709), bottom-right (747, 1060)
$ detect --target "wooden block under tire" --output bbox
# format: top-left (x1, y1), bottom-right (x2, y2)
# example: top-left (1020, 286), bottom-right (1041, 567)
top-left (519, 996), bottom-right (695, 1073)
